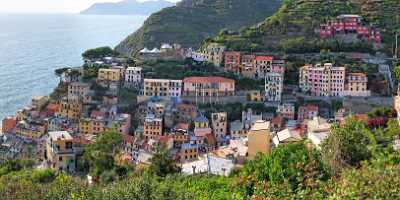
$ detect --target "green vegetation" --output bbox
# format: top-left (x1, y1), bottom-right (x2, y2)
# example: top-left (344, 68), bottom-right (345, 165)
top-left (82, 46), bottom-right (118, 59)
top-left (115, 0), bottom-right (283, 55)
top-left (216, 0), bottom-right (400, 55)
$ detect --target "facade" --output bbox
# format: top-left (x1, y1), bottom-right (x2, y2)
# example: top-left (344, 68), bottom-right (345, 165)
top-left (265, 72), bottom-right (284, 102)
top-left (68, 82), bottom-right (92, 103)
top-left (46, 131), bottom-right (79, 173)
top-left (202, 43), bottom-right (226, 67)
top-left (230, 120), bottom-right (248, 139)
top-left (211, 112), bottom-right (228, 140)
top-left (79, 118), bottom-right (105, 135)
top-left (319, 14), bottom-right (381, 42)
top-left (143, 114), bottom-right (163, 139)
top-left (224, 51), bottom-right (241, 73)
top-left (58, 99), bottom-right (83, 122)
top-left (276, 103), bottom-right (295, 120)
top-left (97, 68), bottom-right (122, 82)
top-left (178, 143), bottom-right (199, 162)
top-left (124, 67), bottom-right (143, 88)
top-left (248, 120), bottom-right (271, 160)
top-left (255, 56), bottom-right (274, 79)
top-left (2, 116), bottom-right (17, 133)
top-left (344, 73), bottom-right (371, 97)
top-left (299, 63), bottom-right (345, 97)
top-left (183, 76), bottom-right (235, 97)
top-left (298, 105), bottom-right (319, 122)
top-left (143, 79), bottom-right (182, 98)
top-left (193, 115), bottom-right (212, 137)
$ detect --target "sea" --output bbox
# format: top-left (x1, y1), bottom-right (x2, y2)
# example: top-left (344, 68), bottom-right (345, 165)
top-left (0, 14), bottom-right (147, 121)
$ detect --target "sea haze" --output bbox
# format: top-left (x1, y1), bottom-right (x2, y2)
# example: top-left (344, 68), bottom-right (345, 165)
top-left (0, 14), bottom-right (146, 120)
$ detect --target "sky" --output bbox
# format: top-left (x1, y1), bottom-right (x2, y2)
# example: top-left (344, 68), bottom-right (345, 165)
top-left (0, 0), bottom-right (180, 14)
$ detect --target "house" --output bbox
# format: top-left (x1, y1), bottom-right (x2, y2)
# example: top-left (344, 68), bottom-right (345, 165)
top-left (299, 63), bottom-right (346, 97)
top-left (15, 120), bottom-right (47, 139)
top-left (178, 143), bottom-right (199, 162)
top-left (143, 114), bottom-right (163, 139)
top-left (202, 43), bottom-right (226, 67)
top-left (230, 120), bottom-right (247, 139)
top-left (247, 120), bottom-right (271, 160)
top-left (272, 128), bottom-right (303, 147)
top-left (265, 72), bottom-right (283, 102)
top-left (183, 76), bottom-right (235, 97)
top-left (143, 79), bottom-right (182, 98)
top-left (344, 73), bottom-right (371, 97)
top-left (247, 90), bottom-right (265, 102)
top-left (57, 98), bottom-right (83, 122)
top-left (97, 68), bottom-right (122, 82)
top-left (68, 82), bottom-right (92, 103)
top-left (181, 154), bottom-right (235, 176)
top-left (46, 131), bottom-right (78, 173)
top-left (307, 117), bottom-right (331, 148)
top-left (124, 67), bottom-right (143, 88)
top-left (276, 103), bottom-right (295, 120)
top-left (2, 116), bottom-right (17, 134)
top-left (242, 108), bottom-right (263, 130)
top-left (193, 114), bottom-right (212, 137)
top-left (298, 105), bottom-right (319, 122)
top-left (224, 51), bottom-right (241, 73)
top-left (211, 112), bottom-right (228, 145)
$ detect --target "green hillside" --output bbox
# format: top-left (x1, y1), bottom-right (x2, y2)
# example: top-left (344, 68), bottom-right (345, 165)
top-left (115, 0), bottom-right (283, 56)
top-left (216, 0), bottom-right (400, 54)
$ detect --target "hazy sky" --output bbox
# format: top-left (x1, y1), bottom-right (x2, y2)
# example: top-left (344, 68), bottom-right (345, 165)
top-left (0, 0), bottom-right (180, 14)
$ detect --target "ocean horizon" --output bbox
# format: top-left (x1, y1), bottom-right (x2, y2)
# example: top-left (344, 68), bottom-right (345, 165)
top-left (0, 14), bottom-right (146, 122)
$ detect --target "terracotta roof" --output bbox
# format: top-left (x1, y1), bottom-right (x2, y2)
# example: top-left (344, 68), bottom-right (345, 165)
top-left (183, 76), bottom-right (235, 84)
top-left (225, 51), bottom-right (241, 55)
top-left (300, 105), bottom-right (319, 112)
top-left (46, 103), bottom-right (60, 111)
top-left (255, 56), bottom-right (273, 60)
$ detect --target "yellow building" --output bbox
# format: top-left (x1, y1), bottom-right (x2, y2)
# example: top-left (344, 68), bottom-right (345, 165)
top-left (46, 131), bottom-right (77, 172)
top-left (247, 120), bottom-right (271, 160)
top-left (79, 118), bottom-right (105, 135)
top-left (143, 79), bottom-right (182, 98)
top-left (247, 90), bottom-right (265, 102)
top-left (143, 114), bottom-right (163, 139)
top-left (58, 99), bottom-right (83, 122)
top-left (97, 68), bottom-right (122, 82)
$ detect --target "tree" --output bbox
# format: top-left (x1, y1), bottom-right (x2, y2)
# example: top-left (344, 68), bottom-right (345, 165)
top-left (82, 46), bottom-right (117, 59)
top-left (54, 67), bottom-right (70, 83)
top-left (394, 65), bottom-right (400, 83)
top-left (149, 145), bottom-right (180, 177)
top-left (83, 131), bottom-right (123, 177)
top-left (321, 117), bottom-right (376, 175)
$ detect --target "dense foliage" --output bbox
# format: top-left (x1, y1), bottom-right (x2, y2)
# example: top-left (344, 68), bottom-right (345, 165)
top-left (115, 0), bottom-right (282, 55)
top-left (82, 46), bottom-right (118, 59)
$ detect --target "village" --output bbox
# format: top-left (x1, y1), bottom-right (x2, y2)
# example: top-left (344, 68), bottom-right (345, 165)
top-left (1, 14), bottom-right (399, 177)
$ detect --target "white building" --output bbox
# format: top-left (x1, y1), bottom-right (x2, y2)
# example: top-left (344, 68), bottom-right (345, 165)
top-left (181, 154), bottom-right (235, 176)
top-left (307, 117), bottom-right (331, 148)
top-left (124, 67), bottom-right (143, 88)
top-left (265, 72), bottom-right (283, 102)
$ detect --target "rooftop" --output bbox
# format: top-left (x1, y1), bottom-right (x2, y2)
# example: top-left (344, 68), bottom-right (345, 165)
top-left (183, 76), bottom-right (235, 84)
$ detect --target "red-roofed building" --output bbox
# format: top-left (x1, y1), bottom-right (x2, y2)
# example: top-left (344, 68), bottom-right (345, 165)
top-left (2, 116), bottom-right (17, 134)
top-left (183, 76), bottom-right (235, 97)
top-left (46, 103), bottom-right (60, 116)
top-left (224, 51), bottom-right (241, 73)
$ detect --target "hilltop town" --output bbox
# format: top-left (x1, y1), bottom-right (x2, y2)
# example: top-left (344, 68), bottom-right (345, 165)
top-left (1, 11), bottom-right (400, 199)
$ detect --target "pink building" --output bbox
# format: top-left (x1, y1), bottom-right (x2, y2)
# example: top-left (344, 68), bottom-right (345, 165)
top-left (299, 63), bottom-right (345, 97)
top-left (319, 14), bottom-right (381, 42)
top-left (183, 76), bottom-right (235, 97)
top-left (224, 51), bottom-right (241, 73)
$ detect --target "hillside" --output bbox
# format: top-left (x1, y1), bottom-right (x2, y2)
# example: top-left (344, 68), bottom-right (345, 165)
top-left (80, 0), bottom-right (174, 15)
top-left (115, 0), bottom-right (283, 56)
top-left (217, 0), bottom-right (400, 54)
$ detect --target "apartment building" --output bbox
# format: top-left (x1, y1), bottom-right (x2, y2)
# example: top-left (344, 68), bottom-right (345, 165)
top-left (143, 79), bottom-right (182, 98)
top-left (344, 73), bottom-right (371, 97)
top-left (299, 63), bottom-right (345, 97)
top-left (57, 98), bottom-right (83, 122)
top-left (124, 67), bottom-right (143, 88)
top-left (143, 114), bottom-right (163, 139)
top-left (97, 68), bottom-right (122, 82)
top-left (202, 43), bottom-right (226, 67)
top-left (265, 72), bottom-right (284, 102)
top-left (298, 105), bottom-right (319, 122)
top-left (68, 82), bottom-right (92, 103)
top-left (211, 112), bottom-right (228, 140)
top-left (276, 103), bottom-right (295, 120)
top-left (248, 120), bottom-right (271, 160)
top-left (183, 76), bottom-right (235, 97)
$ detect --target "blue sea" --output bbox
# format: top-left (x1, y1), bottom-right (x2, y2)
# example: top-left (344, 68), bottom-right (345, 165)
top-left (0, 14), bottom-right (146, 121)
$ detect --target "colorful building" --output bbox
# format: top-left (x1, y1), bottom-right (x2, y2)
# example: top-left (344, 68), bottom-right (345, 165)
top-left (97, 68), bottom-right (122, 82)
top-left (143, 114), bottom-right (163, 139)
top-left (124, 67), bottom-right (143, 88)
top-left (277, 103), bottom-right (295, 120)
top-left (183, 76), bottom-right (235, 97)
top-left (58, 98), bottom-right (83, 122)
top-left (344, 73), bottom-right (371, 97)
top-left (2, 116), bottom-right (17, 134)
top-left (68, 82), bottom-right (92, 103)
top-left (265, 72), bottom-right (284, 102)
top-left (143, 79), bottom-right (182, 98)
top-left (299, 63), bottom-right (345, 97)
top-left (224, 51), bottom-right (241, 73)
top-left (247, 120), bottom-right (271, 160)
top-left (211, 112), bottom-right (228, 141)
top-left (298, 105), bottom-right (319, 122)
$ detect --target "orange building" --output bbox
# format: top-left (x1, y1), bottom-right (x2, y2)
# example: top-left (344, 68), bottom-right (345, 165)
top-left (2, 116), bottom-right (17, 133)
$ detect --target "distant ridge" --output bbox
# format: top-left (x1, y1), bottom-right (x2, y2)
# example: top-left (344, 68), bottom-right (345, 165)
top-left (80, 0), bottom-right (175, 15)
